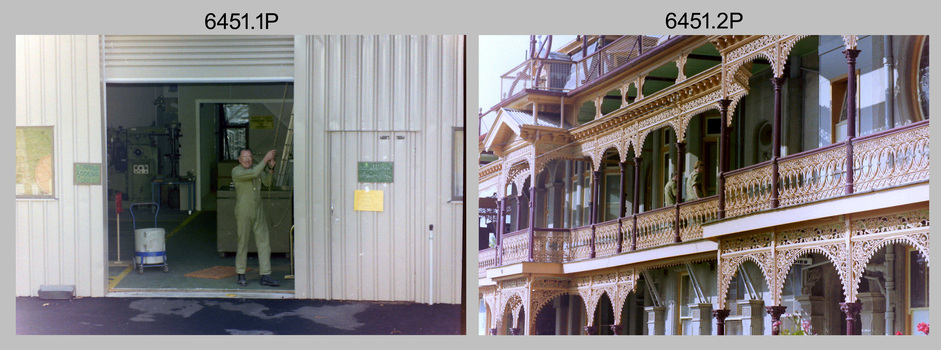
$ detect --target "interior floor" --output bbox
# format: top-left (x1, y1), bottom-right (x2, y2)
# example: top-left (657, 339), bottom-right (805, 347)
top-left (107, 207), bottom-right (294, 293)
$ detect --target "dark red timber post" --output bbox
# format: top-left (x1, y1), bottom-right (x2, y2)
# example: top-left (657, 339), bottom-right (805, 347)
top-left (844, 48), bottom-right (861, 195)
top-left (770, 76), bottom-right (786, 208)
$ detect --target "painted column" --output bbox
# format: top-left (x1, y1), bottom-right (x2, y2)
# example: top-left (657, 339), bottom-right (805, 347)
top-left (740, 300), bottom-right (765, 335)
top-left (516, 193), bottom-right (526, 232)
top-left (528, 183), bottom-right (536, 261)
top-left (632, 156), bottom-right (641, 250)
top-left (884, 249), bottom-right (896, 335)
top-left (858, 292), bottom-right (886, 335)
top-left (590, 169), bottom-right (601, 258)
top-left (645, 306), bottom-right (666, 335)
top-left (610, 324), bottom-right (623, 335)
top-left (844, 48), bottom-right (860, 195)
top-left (766, 305), bottom-right (787, 335)
top-left (497, 198), bottom-right (505, 266)
top-left (713, 309), bottom-right (730, 335)
top-left (575, 162), bottom-right (584, 227)
top-left (675, 142), bottom-right (686, 243)
top-left (617, 161), bottom-right (627, 253)
top-left (795, 295), bottom-right (825, 335)
top-left (584, 326), bottom-right (598, 335)
top-left (771, 76), bottom-right (786, 208)
top-left (690, 303), bottom-right (714, 335)
top-left (840, 301), bottom-right (862, 335)
top-left (717, 99), bottom-right (731, 219)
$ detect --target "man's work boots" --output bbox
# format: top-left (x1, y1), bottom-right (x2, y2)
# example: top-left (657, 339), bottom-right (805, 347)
top-left (237, 274), bottom-right (247, 286)
top-left (260, 275), bottom-right (280, 287)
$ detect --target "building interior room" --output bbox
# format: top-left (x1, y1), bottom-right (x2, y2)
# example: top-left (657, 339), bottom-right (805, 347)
top-left (106, 82), bottom-right (296, 293)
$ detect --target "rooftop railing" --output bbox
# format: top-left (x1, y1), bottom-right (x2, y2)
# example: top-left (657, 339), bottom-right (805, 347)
top-left (498, 36), bottom-right (672, 102)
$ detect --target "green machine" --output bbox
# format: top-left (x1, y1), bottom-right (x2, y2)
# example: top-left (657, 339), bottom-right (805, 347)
top-left (126, 126), bottom-right (166, 203)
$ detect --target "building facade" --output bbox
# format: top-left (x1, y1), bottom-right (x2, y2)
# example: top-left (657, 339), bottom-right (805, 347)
top-left (16, 35), bottom-right (465, 304)
top-left (478, 35), bottom-right (928, 335)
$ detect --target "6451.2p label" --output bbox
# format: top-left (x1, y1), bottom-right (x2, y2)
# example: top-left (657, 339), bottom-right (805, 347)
top-left (665, 12), bottom-right (742, 30)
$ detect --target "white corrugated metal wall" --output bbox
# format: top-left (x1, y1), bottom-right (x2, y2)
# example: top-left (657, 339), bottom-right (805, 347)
top-left (102, 35), bottom-right (294, 83)
top-left (15, 35), bottom-right (107, 297)
top-left (295, 35), bottom-right (464, 303)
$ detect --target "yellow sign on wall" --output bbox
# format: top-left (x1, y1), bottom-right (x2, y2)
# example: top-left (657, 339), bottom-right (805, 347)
top-left (250, 115), bottom-right (274, 129)
top-left (353, 190), bottom-right (384, 212)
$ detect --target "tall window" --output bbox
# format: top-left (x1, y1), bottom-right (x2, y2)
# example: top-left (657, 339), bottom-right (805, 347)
top-left (917, 37), bottom-right (929, 119)
top-left (677, 272), bottom-right (693, 335)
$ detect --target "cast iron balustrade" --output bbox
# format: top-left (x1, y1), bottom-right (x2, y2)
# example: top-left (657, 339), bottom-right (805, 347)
top-left (500, 229), bottom-right (530, 265)
top-left (479, 247), bottom-right (497, 278)
top-left (479, 120), bottom-right (929, 275)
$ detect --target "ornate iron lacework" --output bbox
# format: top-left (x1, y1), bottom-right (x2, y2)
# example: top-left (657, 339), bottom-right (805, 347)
top-left (852, 123), bottom-right (929, 192)
top-left (501, 232), bottom-right (529, 265)
top-left (778, 145), bottom-right (847, 207)
top-left (594, 221), bottom-right (621, 258)
top-left (852, 208), bottom-right (929, 237)
top-left (717, 251), bottom-right (773, 309)
top-left (479, 247), bottom-right (497, 278)
top-left (724, 163), bottom-right (773, 217)
top-left (776, 222), bottom-right (846, 246)
top-left (635, 209), bottom-right (676, 250)
top-left (533, 276), bottom-right (572, 290)
top-left (679, 198), bottom-right (720, 242)
top-left (533, 230), bottom-right (567, 263)
top-left (620, 218), bottom-right (634, 252)
top-left (567, 227), bottom-right (593, 262)
top-left (502, 277), bottom-right (528, 290)
top-left (719, 231), bottom-right (773, 254)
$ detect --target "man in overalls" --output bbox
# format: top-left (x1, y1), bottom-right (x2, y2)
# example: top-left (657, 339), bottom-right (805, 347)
top-left (232, 148), bottom-right (280, 287)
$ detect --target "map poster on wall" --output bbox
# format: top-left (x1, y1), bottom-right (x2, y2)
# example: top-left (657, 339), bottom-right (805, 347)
top-left (16, 127), bottom-right (54, 197)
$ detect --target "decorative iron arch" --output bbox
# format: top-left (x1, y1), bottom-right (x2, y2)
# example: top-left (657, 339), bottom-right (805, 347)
top-left (774, 245), bottom-right (850, 304)
top-left (718, 252), bottom-right (774, 310)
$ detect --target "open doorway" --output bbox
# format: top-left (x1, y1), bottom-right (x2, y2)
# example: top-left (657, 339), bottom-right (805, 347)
top-left (105, 83), bottom-right (295, 295)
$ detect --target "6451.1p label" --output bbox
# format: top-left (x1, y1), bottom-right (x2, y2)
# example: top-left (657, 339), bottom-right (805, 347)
top-left (205, 13), bottom-right (279, 30)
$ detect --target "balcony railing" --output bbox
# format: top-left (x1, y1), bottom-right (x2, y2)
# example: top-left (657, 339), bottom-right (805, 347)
top-left (778, 143), bottom-right (847, 206)
top-left (635, 206), bottom-right (677, 250)
top-left (501, 229), bottom-right (530, 265)
top-left (479, 120), bottom-right (929, 277)
top-left (724, 161), bottom-right (773, 217)
top-left (499, 36), bottom-right (671, 102)
top-left (479, 247), bottom-right (497, 277)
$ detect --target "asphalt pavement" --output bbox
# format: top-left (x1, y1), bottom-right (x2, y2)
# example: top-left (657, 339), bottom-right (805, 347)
top-left (16, 296), bottom-right (463, 335)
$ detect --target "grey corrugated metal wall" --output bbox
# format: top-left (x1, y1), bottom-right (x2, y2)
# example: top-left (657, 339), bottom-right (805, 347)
top-left (295, 35), bottom-right (464, 303)
top-left (15, 35), bottom-right (108, 296)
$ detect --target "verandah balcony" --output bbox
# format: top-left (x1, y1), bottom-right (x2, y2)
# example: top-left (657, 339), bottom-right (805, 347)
top-left (500, 35), bottom-right (670, 100)
top-left (479, 120), bottom-right (929, 278)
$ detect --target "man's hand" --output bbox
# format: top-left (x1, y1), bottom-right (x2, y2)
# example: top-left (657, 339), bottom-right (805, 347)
top-left (262, 150), bottom-right (277, 163)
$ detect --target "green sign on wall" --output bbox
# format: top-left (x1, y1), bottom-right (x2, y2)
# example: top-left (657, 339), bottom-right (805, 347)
top-left (358, 162), bottom-right (394, 183)
top-left (74, 163), bottom-right (101, 185)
